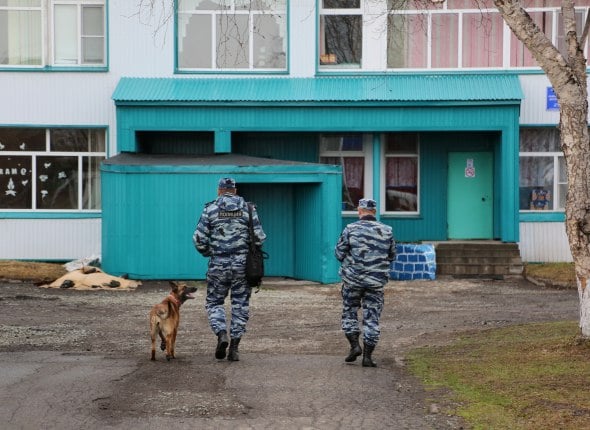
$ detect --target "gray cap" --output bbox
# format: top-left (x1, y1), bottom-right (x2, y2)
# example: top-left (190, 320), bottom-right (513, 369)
top-left (358, 198), bottom-right (376, 210)
top-left (218, 177), bottom-right (236, 189)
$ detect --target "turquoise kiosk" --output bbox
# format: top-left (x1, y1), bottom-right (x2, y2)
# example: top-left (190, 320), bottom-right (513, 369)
top-left (101, 154), bottom-right (342, 283)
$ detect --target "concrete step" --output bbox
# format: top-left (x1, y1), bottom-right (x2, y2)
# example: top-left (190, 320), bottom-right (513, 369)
top-left (436, 249), bottom-right (521, 258)
top-left (437, 263), bottom-right (524, 276)
top-left (437, 256), bottom-right (523, 265)
top-left (431, 241), bottom-right (523, 278)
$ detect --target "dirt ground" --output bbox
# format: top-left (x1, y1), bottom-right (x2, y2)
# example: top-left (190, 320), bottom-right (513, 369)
top-left (0, 276), bottom-right (579, 430)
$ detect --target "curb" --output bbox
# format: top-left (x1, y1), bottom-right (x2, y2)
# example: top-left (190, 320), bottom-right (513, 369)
top-left (524, 275), bottom-right (576, 290)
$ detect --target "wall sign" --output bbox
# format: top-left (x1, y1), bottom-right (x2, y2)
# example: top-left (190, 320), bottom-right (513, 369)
top-left (465, 158), bottom-right (476, 178)
top-left (547, 87), bottom-right (559, 111)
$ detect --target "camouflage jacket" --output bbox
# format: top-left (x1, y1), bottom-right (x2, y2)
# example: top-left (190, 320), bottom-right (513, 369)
top-left (335, 216), bottom-right (395, 288)
top-left (193, 194), bottom-right (266, 257)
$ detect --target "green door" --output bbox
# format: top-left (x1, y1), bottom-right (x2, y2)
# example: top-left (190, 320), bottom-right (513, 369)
top-left (448, 152), bottom-right (493, 239)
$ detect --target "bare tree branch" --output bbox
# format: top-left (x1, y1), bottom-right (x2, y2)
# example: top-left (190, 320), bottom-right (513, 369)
top-left (127, 0), bottom-right (173, 45)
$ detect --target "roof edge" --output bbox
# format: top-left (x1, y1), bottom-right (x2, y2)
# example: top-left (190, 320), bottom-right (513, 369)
top-left (112, 74), bottom-right (523, 104)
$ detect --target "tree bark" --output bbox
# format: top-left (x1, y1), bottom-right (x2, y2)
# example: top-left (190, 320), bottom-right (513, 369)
top-left (494, 0), bottom-right (590, 337)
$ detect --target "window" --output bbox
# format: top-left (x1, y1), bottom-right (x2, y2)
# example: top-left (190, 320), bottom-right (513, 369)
top-left (462, 11), bottom-right (503, 68)
top-left (319, 133), bottom-right (371, 211)
top-left (53, 1), bottom-right (105, 65)
top-left (383, 133), bottom-right (418, 213)
top-left (388, 3), bottom-right (504, 69)
top-left (519, 128), bottom-right (565, 211)
top-left (385, 1), bottom-right (589, 70)
top-left (510, 10), bottom-right (552, 67)
top-left (0, 127), bottom-right (105, 210)
top-left (0, 0), bottom-right (43, 66)
top-left (319, 0), bottom-right (362, 69)
top-left (387, 13), bottom-right (428, 68)
top-left (386, 0), bottom-right (442, 69)
top-left (177, 0), bottom-right (287, 71)
top-left (0, 0), bottom-right (105, 68)
top-left (556, 9), bottom-right (585, 60)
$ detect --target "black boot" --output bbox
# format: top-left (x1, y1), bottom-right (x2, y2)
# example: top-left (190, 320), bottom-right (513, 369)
top-left (227, 338), bottom-right (241, 361)
top-left (362, 343), bottom-right (377, 367)
top-left (345, 333), bottom-right (362, 362)
top-left (215, 330), bottom-right (229, 359)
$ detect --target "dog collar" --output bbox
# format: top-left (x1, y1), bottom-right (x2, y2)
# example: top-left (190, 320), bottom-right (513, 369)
top-left (168, 294), bottom-right (180, 306)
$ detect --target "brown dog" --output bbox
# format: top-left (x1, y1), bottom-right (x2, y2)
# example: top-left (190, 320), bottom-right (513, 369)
top-left (150, 281), bottom-right (197, 361)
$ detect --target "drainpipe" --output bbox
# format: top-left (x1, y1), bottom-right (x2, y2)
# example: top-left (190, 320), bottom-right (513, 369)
top-left (372, 133), bottom-right (381, 221)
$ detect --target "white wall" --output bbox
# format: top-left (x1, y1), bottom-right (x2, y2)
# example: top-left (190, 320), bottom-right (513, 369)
top-left (108, 1), bottom-right (176, 79)
top-left (519, 222), bottom-right (573, 262)
top-left (289, 0), bottom-right (317, 77)
top-left (518, 75), bottom-right (560, 125)
top-left (1, 218), bottom-right (101, 261)
top-left (519, 74), bottom-right (590, 125)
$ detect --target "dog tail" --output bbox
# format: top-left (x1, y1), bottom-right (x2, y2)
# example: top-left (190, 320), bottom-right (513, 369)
top-left (149, 314), bottom-right (159, 333)
top-left (152, 302), bottom-right (170, 320)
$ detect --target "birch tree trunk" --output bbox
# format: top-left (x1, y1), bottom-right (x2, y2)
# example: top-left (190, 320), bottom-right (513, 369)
top-left (493, 0), bottom-right (590, 337)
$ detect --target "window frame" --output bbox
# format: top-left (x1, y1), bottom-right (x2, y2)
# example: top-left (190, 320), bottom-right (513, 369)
top-left (0, 127), bottom-right (106, 212)
top-left (319, 133), bottom-right (373, 214)
top-left (0, 0), bottom-right (107, 70)
top-left (381, 3), bottom-right (590, 71)
top-left (519, 127), bottom-right (565, 213)
top-left (51, 0), bottom-right (106, 67)
top-left (318, 0), bottom-right (364, 71)
top-left (176, 0), bottom-right (288, 73)
top-left (381, 132), bottom-right (420, 216)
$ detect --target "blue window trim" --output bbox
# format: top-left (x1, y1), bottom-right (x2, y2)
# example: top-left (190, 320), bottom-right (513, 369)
top-left (316, 69), bottom-right (589, 78)
top-left (0, 67), bottom-right (108, 73)
top-left (0, 124), bottom-right (108, 135)
top-left (520, 212), bottom-right (565, 222)
top-left (0, 212), bottom-right (101, 219)
top-left (173, 0), bottom-right (290, 75)
top-left (175, 69), bottom-right (290, 76)
top-left (380, 214), bottom-right (424, 219)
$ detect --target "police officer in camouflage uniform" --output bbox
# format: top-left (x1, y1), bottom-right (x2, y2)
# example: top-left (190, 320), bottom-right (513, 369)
top-left (193, 177), bottom-right (266, 361)
top-left (335, 198), bottom-right (395, 367)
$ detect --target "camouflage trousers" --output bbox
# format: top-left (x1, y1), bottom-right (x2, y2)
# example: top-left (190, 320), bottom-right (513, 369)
top-left (341, 283), bottom-right (384, 347)
top-left (205, 255), bottom-right (252, 339)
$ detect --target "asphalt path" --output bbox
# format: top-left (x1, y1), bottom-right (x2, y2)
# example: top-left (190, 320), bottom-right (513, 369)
top-left (0, 277), bottom-right (579, 429)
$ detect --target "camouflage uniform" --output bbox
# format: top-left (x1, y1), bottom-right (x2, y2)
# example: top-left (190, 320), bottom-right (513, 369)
top-left (193, 186), bottom-right (266, 342)
top-left (335, 206), bottom-right (395, 348)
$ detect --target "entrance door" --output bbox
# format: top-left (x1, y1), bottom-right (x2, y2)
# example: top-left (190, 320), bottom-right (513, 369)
top-left (237, 182), bottom-right (334, 281)
top-left (239, 183), bottom-right (295, 277)
top-left (447, 152), bottom-right (493, 239)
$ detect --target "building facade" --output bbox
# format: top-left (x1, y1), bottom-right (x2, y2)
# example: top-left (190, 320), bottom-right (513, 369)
top-left (0, 0), bottom-right (586, 281)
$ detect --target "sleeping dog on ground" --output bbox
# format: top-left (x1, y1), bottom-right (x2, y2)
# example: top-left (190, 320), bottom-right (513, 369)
top-left (150, 281), bottom-right (197, 361)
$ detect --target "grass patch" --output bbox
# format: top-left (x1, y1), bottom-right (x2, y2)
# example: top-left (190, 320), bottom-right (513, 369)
top-left (408, 321), bottom-right (590, 430)
top-left (0, 260), bottom-right (67, 283)
top-left (525, 262), bottom-right (576, 286)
